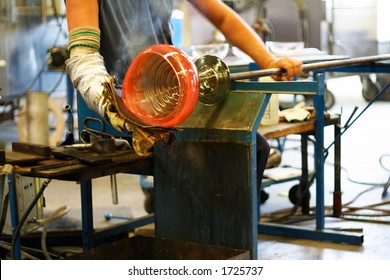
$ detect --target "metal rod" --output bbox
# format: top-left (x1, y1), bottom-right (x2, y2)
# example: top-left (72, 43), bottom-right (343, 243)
top-left (110, 174), bottom-right (119, 205)
top-left (230, 54), bottom-right (390, 81)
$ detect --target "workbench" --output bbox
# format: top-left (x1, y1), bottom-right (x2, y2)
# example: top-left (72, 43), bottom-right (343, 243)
top-left (7, 57), bottom-right (389, 260)
top-left (4, 146), bottom-right (154, 260)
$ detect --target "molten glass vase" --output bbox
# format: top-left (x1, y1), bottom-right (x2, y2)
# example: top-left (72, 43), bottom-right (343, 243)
top-left (122, 44), bottom-right (200, 127)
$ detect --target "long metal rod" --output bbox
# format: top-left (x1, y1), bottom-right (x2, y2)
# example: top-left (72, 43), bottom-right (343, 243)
top-left (230, 54), bottom-right (390, 81)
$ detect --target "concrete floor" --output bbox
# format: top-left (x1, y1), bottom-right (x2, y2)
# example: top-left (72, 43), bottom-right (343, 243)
top-left (1, 74), bottom-right (390, 260)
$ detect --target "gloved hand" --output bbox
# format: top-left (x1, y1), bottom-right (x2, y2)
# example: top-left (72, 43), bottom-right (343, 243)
top-left (65, 26), bottom-right (135, 135)
top-left (265, 57), bottom-right (303, 81)
top-left (65, 26), bottom-right (111, 119)
top-left (66, 52), bottom-right (110, 118)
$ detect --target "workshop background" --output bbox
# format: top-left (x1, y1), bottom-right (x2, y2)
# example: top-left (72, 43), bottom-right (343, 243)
top-left (0, 0), bottom-right (389, 260)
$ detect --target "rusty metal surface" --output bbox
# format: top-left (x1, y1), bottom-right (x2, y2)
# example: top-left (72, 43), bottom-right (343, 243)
top-left (182, 91), bottom-right (264, 130)
top-left (177, 91), bottom-right (265, 144)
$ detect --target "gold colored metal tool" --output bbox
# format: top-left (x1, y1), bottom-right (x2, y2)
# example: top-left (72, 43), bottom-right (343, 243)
top-left (195, 55), bottom-right (230, 105)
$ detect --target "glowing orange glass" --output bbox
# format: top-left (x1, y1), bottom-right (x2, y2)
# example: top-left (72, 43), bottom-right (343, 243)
top-left (122, 44), bottom-right (199, 127)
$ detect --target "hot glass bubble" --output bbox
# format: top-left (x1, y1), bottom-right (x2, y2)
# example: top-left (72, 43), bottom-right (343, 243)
top-left (122, 44), bottom-right (199, 127)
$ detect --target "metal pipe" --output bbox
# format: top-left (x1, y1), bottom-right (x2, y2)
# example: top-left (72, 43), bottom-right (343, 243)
top-left (230, 54), bottom-right (390, 81)
top-left (110, 174), bottom-right (119, 205)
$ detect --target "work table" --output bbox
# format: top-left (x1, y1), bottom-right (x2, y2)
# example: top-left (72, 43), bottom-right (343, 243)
top-left (3, 143), bottom-right (153, 181)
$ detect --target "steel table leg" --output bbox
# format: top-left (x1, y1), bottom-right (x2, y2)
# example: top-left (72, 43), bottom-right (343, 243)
top-left (80, 179), bottom-right (94, 250)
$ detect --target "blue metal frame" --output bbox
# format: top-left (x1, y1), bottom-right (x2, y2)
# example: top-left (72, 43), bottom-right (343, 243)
top-left (8, 174), bottom-right (22, 260)
top-left (314, 73), bottom-right (326, 230)
top-left (79, 178), bottom-right (154, 250)
top-left (232, 74), bottom-right (364, 245)
top-left (236, 60), bottom-right (390, 245)
top-left (75, 95), bottom-right (153, 250)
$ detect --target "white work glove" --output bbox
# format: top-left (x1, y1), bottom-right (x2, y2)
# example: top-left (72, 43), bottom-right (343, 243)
top-left (65, 26), bottom-right (109, 118)
top-left (279, 101), bottom-right (311, 122)
top-left (65, 26), bottom-right (132, 133)
top-left (66, 52), bottom-right (110, 118)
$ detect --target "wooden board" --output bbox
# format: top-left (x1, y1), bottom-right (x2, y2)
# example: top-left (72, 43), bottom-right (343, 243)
top-left (5, 150), bottom-right (51, 165)
top-left (12, 142), bottom-right (51, 157)
top-left (51, 147), bottom-right (113, 165)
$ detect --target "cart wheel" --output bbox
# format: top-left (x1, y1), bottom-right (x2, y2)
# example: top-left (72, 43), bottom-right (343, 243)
top-left (260, 190), bottom-right (269, 204)
top-left (288, 184), bottom-right (310, 205)
top-left (143, 187), bottom-right (155, 214)
top-left (302, 87), bottom-right (334, 110)
top-left (361, 75), bottom-right (381, 101)
top-left (325, 87), bottom-right (335, 109)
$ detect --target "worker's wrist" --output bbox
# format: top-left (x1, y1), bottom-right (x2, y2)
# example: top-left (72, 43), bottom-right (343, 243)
top-left (68, 26), bottom-right (101, 57)
top-left (263, 58), bottom-right (278, 69)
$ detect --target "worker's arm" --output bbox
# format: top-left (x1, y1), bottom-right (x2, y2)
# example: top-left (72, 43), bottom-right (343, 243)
top-left (66, 0), bottom-right (100, 57)
top-left (188, 0), bottom-right (302, 81)
top-left (66, 0), bottom-right (99, 30)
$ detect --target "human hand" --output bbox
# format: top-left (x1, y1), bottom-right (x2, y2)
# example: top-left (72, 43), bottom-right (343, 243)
top-left (266, 58), bottom-right (303, 81)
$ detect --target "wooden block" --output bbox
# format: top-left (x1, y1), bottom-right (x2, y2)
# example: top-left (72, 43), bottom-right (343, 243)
top-left (12, 141), bottom-right (51, 157)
